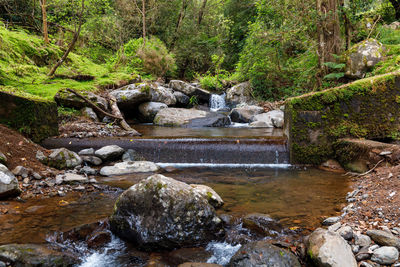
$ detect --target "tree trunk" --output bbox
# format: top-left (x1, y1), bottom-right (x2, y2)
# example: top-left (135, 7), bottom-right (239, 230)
top-left (389, 0), bottom-right (400, 20)
top-left (48, 0), bottom-right (85, 76)
top-left (344, 13), bottom-right (351, 50)
top-left (198, 0), bottom-right (207, 26)
top-left (40, 0), bottom-right (49, 44)
top-left (142, 0), bottom-right (146, 46)
top-left (316, 0), bottom-right (341, 81)
top-left (170, 0), bottom-right (189, 48)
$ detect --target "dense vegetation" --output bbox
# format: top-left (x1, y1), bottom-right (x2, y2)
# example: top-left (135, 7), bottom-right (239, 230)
top-left (1, 0), bottom-right (400, 101)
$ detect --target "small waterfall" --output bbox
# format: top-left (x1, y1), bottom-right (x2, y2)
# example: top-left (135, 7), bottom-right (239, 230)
top-left (210, 93), bottom-right (227, 112)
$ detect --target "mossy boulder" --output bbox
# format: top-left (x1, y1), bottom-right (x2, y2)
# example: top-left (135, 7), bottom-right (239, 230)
top-left (285, 72), bottom-right (400, 165)
top-left (39, 148), bottom-right (82, 170)
top-left (54, 88), bottom-right (108, 110)
top-left (0, 91), bottom-right (58, 142)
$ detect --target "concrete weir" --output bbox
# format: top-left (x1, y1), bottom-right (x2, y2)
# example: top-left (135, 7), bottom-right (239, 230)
top-left (42, 137), bottom-right (289, 164)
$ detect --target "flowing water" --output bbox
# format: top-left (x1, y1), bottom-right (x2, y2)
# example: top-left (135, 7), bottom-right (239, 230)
top-left (209, 93), bottom-right (227, 112)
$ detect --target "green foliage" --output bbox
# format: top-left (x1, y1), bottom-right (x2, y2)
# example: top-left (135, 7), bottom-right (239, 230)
top-left (189, 95), bottom-right (199, 106)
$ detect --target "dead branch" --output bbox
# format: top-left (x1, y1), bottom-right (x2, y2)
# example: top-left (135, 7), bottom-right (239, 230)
top-left (344, 159), bottom-right (384, 177)
top-left (106, 93), bottom-right (140, 135)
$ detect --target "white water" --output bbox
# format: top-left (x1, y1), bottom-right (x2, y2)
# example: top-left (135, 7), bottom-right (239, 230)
top-left (157, 163), bottom-right (291, 168)
top-left (206, 241), bottom-right (241, 265)
top-left (210, 93), bottom-right (227, 112)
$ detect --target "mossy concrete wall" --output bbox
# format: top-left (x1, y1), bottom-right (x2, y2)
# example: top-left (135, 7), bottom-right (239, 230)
top-left (284, 71), bottom-right (400, 165)
top-left (0, 91), bottom-right (58, 142)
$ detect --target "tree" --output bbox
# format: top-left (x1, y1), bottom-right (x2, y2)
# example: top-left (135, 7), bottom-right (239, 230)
top-left (198, 0), bottom-right (207, 25)
top-left (389, 0), bottom-right (400, 19)
top-left (38, 0), bottom-right (49, 44)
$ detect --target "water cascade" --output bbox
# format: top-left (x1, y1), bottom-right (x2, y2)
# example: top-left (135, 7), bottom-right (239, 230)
top-left (210, 93), bottom-right (227, 112)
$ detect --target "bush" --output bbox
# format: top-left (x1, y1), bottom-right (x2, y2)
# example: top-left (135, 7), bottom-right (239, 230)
top-left (110, 36), bottom-right (176, 78)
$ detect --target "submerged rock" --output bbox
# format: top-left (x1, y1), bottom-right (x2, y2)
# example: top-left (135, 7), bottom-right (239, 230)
top-left (154, 108), bottom-right (208, 126)
top-left (306, 228), bottom-right (357, 267)
top-left (229, 241), bottom-right (300, 267)
top-left (242, 213), bottom-right (282, 237)
top-left (110, 174), bottom-right (224, 250)
top-left (229, 105), bottom-right (264, 123)
top-left (100, 161), bottom-right (160, 176)
top-left (0, 164), bottom-right (21, 199)
top-left (94, 145), bottom-right (125, 161)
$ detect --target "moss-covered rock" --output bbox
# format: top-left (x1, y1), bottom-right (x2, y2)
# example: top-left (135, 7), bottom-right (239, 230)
top-left (0, 91), bottom-right (58, 142)
top-left (285, 72), bottom-right (400, 165)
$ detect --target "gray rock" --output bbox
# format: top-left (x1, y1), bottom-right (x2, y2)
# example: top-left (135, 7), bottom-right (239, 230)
top-left (338, 226), bottom-right (353, 240)
top-left (79, 166), bottom-right (97, 175)
top-left (360, 262), bottom-right (374, 267)
top-left (169, 80), bottom-right (211, 102)
top-left (229, 105), bottom-right (264, 123)
top-left (138, 102), bottom-right (168, 121)
top-left (110, 84), bottom-right (151, 108)
top-left (154, 108), bottom-right (208, 127)
top-left (54, 88), bottom-right (108, 110)
top-left (249, 120), bottom-right (273, 128)
top-left (0, 164), bottom-right (20, 199)
top-left (122, 149), bottom-right (138, 162)
top-left (371, 246), bottom-right (399, 265)
top-left (36, 150), bottom-right (47, 162)
top-left (226, 82), bottom-right (254, 105)
top-left (12, 166), bottom-right (30, 178)
top-left (78, 148), bottom-right (95, 156)
top-left (322, 216), bottom-right (341, 226)
top-left (367, 229), bottom-right (400, 248)
top-left (32, 172), bottom-right (42, 180)
top-left (355, 234), bottom-right (372, 247)
top-left (100, 161), bottom-right (160, 176)
top-left (186, 113), bottom-right (231, 128)
top-left (81, 107), bottom-right (99, 122)
top-left (81, 155), bottom-right (102, 166)
top-left (190, 184), bottom-right (224, 209)
top-left (0, 261), bottom-right (5, 267)
top-left (306, 228), bottom-right (357, 267)
top-left (345, 39), bottom-right (385, 79)
top-left (110, 174), bottom-right (224, 250)
top-left (242, 213), bottom-right (282, 237)
top-left (174, 91), bottom-right (190, 107)
top-left (250, 110), bottom-right (284, 128)
top-left (62, 173), bottom-right (89, 183)
top-left (47, 148), bottom-right (82, 169)
top-left (328, 222), bottom-right (342, 232)
top-left (228, 241), bottom-right (300, 267)
top-left (0, 151), bottom-right (7, 165)
top-left (356, 246), bottom-right (371, 261)
top-left (150, 84), bottom-right (176, 106)
top-left (94, 145), bottom-right (125, 161)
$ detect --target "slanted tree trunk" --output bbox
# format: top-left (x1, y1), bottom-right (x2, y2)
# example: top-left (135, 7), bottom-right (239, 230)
top-left (48, 0), bottom-right (85, 76)
top-left (389, 0), bottom-right (400, 20)
top-left (198, 0), bottom-right (207, 26)
top-left (39, 0), bottom-right (49, 44)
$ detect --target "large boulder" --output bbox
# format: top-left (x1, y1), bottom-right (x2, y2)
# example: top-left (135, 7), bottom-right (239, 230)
top-left (345, 39), bottom-right (385, 79)
top-left (250, 110), bottom-right (284, 128)
top-left (94, 145), bottom-right (125, 161)
top-left (186, 113), bottom-right (231, 127)
top-left (0, 164), bottom-right (20, 199)
top-left (139, 102), bottom-right (168, 121)
top-left (229, 241), bottom-right (301, 267)
top-left (150, 84), bottom-right (177, 106)
top-left (109, 174), bottom-right (224, 250)
top-left (42, 148), bottom-right (82, 169)
top-left (229, 105), bottom-right (264, 123)
top-left (0, 244), bottom-right (78, 267)
top-left (226, 82), bottom-right (254, 105)
top-left (109, 84), bottom-right (151, 108)
top-left (169, 80), bottom-right (211, 102)
top-left (154, 108), bottom-right (208, 126)
top-left (100, 161), bottom-right (160, 176)
top-left (174, 91), bottom-right (190, 107)
top-left (54, 88), bottom-right (108, 110)
top-left (306, 228), bottom-right (357, 267)
top-left (190, 184), bottom-right (224, 208)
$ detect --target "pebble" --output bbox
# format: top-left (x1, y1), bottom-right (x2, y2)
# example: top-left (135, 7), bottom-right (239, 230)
top-left (75, 185), bottom-right (85, 191)
top-left (369, 245), bottom-right (380, 251)
top-left (79, 166), bottom-right (97, 175)
top-left (32, 172), bottom-right (42, 180)
top-left (360, 262), bottom-right (373, 267)
top-left (355, 234), bottom-right (372, 247)
top-left (352, 245), bottom-right (360, 254)
top-left (322, 216), bottom-right (341, 226)
top-left (23, 178), bottom-right (30, 184)
top-left (371, 246), bottom-right (399, 265)
top-left (89, 178), bottom-right (98, 183)
top-left (12, 166), bottom-right (30, 178)
top-left (338, 226), bottom-right (353, 240)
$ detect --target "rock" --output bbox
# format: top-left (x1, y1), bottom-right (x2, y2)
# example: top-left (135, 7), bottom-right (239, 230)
top-left (46, 148), bottom-right (82, 169)
top-left (62, 173), bottom-right (89, 183)
top-left (110, 84), bottom-right (151, 108)
top-left (371, 246), bottom-right (399, 265)
top-left (250, 110), bottom-right (284, 128)
top-left (139, 102), bottom-right (168, 121)
top-left (186, 113), bottom-right (231, 128)
top-left (0, 261), bottom-right (5, 267)
top-left (242, 213), bottom-right (282, 236)
top-left (174, 91), bottom-right (190, 107)
top-left (78, 148), bottom-right (94, 156)
top-left (168, 247), bottom-right (212, 266)
top-left (169, 80), bottom-right (211, 102)
top-left (0, 244), bottom-right (78, 267)
top-left (328, 222), bottom-right (342, 232)
top-left (190, 184), bottom-right (224, 208)
top-left (94, 145), bottom-right (125, 161)
top-left (12, 166), bottom-right (30, 178)
top-left (229, 105), bottom-right (264, 123)
top-left (306, 228), bottom-right (357, 267)
top-left (154, 108), bottom-right (208, 126)
top-left (122, 149), bottom-right (138, 162)
top-left (228, 241), bottom-right (300, 267)
top-left (150, 84), bottom-right (177, 106)
top-left (87, 231), bottom-right (112, 249)
top-left (81, 155), bottom-right (102, 166)
top-left (367, 230), bottom-right (400, 248)
top-left (385, 21), bottom-right (400, 30)
top-left (81, 107), bottom-right (99, 122)
top-left (249, 121), bottom-right (272, 128)
top-left (360, 262), bottom-right (374, 267)
top-left (109, 174), bottom-right (224, 250)
top-left (179, 263), bottom-right (221, 267)
top-left (345, 39), bottom-right (385, 79)
top-left (338, 226), bottom-right (353, 240)
top-left (322, 216), bottom-right (341, 226)
top-left (226, 82), bottom-right (254, 105)
top-left (79, 166), bottom-right (97, 175)
top-left (355, 234), bottom-right (372, 247)
top-left (32, 172), bottom-right (42, 180)
top-left (100, 161), bottom-right (160, 176)
top-left (356, 246), bottom-right (371, 261)
top-left (0, 164), bottom-right (20, 199)
top-left (36, 150), bottom-right (47, 162)
top-left (320, 160), bottom-right (345, 172)
top-left (0, 151), bottom-right (6, 165)
top-left (54, 88), bottom-right (108, 110)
